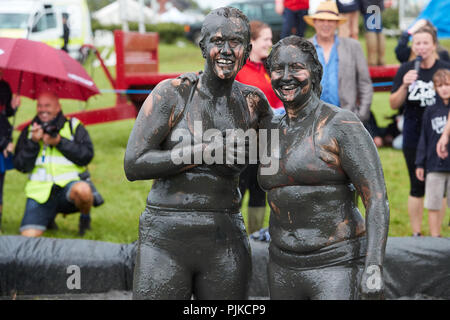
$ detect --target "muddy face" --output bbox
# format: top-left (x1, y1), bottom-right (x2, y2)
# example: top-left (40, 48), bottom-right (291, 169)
top-left (202, 15), bottom-right (249, 80)
top-left (270, 45), bottom-right (312, 106)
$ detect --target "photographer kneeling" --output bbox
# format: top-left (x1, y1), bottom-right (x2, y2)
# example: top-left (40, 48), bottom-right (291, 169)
top-left (14, 91), bottom-right (95, 237)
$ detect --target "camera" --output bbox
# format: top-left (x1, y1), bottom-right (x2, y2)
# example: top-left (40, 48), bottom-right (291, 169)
top-left (41, 122), bottom-right (59, 137)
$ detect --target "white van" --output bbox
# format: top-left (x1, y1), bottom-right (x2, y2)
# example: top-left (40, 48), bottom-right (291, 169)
top-left (0, 0), bottom-right (92, 60)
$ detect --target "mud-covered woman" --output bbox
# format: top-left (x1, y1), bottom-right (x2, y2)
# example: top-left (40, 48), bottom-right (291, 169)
top-left (124, 7), bottom-right (272, 300)
top-left (259, 36), bottom-right (389, 300)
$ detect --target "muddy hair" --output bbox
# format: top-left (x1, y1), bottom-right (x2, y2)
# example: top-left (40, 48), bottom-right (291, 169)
top-left (265, 36), bottom-right (323, 97)
top-left (199, 7), bottom-right (251, 59)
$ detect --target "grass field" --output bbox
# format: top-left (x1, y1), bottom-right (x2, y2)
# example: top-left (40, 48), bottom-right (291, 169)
top-left (1, 36), bottom-right (449, 242)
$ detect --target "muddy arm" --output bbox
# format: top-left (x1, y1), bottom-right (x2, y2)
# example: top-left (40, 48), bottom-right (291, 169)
top-left (124, 80), bottom-right (202, 181)
top-left (333, 110), bottom-right (389, 299)
top-left (252, 88), bottom-right (274, 131)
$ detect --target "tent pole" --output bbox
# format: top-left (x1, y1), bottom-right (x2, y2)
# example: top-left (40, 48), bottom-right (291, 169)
top-left (139, 0), bottom-right (145, 34)
top-left (119, 0), bottom-right (129, 32)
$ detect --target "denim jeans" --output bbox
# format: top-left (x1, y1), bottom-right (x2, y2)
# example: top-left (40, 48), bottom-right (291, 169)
top-left (281, 8), bottom-right (308, 39)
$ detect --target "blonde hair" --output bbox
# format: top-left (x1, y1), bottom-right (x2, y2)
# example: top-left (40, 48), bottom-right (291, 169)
top-left (432, 69), bottom-right (450, 87)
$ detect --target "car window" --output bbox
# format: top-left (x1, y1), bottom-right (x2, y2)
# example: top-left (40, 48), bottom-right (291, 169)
top-left (32, 11), bottom-right (57, 32)
top-left (0, 13), bottom-right (29, 29)
top-left (235, 3), bottom-right (263, 20)
top-left (46, 12), bottom-right (56, 29)
top-left (32, 14), bottom-right (47, 32)
top-left (262, 2), bottom-right (279, 19)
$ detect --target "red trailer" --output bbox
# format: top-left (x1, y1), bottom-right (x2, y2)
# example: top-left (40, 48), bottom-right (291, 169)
top-left (369, 64), bottom-right (399, 92)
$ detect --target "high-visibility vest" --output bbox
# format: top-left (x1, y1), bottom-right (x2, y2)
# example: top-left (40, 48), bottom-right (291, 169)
top-left (25, 118), bottom-right (86, 204)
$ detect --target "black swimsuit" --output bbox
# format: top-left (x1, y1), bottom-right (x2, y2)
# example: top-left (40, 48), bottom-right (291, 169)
top-left (133, 81), bottom-right (253, 300)
top-left (259, 101), bottom-right (367, 300)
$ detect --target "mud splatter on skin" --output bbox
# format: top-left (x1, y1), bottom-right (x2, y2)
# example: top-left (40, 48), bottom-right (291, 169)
top-left (202, 14), bottom-right (249, 81)
top-left (168, 105), bottom-right (177, 128)
top-left (125, 7), bottom-right (263, 300)
top-left (260, 37), bottom-right (389, 300)
top-left (307, 135), bottom-right (314, 151)
top-left (326, 236), bottom-right (335, 245)
top-left (316, 116), bottom-right (328, 141)
top-left (355, 219), bottom-right (366, 236)
top-left (270, 46), bottom-right (312, 109)
top-left (143, 93), bottom-right (156, 117)
top-left (319, 138), bottom-right (340, 168)
top-left (246, 92), bottom-right (260, 117)
top-left (287, 211), bottom-right (293, 224)
top-left (270, 201), bottom-right (280, 216)
top-left (359, 184), bottom-right (371, 208)
top-left (178, 164), bottom-right (197, 173)
top-left (171, 78), bottom-right (182, 87)
top-left (142, 98), bottom-right (153, 118)
top-left (334, 219), bottom-right (350, 240)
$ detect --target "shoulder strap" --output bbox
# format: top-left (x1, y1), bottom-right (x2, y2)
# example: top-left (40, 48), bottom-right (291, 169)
top-left (170, 79), bottom-right (198, 130)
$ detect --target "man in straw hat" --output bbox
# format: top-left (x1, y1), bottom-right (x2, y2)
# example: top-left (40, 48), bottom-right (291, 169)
top-left (304, 1), bottom-right (381, 146)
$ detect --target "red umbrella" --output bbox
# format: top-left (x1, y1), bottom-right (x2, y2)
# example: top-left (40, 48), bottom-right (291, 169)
top-left (0, 37), bottom-right (99, 101)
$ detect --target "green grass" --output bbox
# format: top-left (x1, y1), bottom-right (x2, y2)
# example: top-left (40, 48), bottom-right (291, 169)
top-left (1, 38), bottom-right (449, 242)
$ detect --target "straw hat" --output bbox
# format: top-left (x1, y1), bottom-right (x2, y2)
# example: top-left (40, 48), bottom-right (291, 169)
top-left (304, 1), bottom-right (347, 27)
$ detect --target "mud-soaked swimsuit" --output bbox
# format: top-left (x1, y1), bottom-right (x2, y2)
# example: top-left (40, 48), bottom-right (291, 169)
top-left (132, 80), bottom-right (253, 300)
top-left (259, 101), bottom-right (368, 300)
top-left (133, 205), bottom-right (251, 299)
top-left (268, 237), bottom-right (366, 300)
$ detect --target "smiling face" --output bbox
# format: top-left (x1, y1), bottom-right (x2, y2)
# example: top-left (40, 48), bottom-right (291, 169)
top-left (251, 27), bottom-right (272, 62)
top-left (201, 15), bottom-right (250, 80)
top-left (269, 45), bottom-right (312, 105)
top-left (313, 19), bottom-right (338, 41)
top-left (36, 92), bottom-right (61, 123)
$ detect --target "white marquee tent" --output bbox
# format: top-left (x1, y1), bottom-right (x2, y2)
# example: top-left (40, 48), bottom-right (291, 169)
top-left (93, 0), bottom-right (156, 25)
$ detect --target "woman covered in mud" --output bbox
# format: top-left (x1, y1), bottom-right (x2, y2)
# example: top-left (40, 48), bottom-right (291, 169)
top-left (260, 36), bottom-right (390, 300)
top-left (124, 7), bottom-right (272, 300)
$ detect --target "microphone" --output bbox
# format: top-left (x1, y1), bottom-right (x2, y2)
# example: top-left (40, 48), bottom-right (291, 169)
top-left (414, 55), bottom-right (423, 73)
top-left (411, 55), bottom-right (422, 90)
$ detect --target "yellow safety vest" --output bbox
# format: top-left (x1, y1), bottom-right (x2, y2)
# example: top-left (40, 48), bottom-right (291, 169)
top-left (25, 118), bottom-right (86, 204)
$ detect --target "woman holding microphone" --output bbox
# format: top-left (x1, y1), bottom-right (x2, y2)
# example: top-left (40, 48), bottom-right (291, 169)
top-left (389, 26), bottom-right (450, 237)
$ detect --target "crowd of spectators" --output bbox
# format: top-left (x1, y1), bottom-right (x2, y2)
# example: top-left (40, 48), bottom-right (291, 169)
top-left (1, 1), bottom-right (449, 239)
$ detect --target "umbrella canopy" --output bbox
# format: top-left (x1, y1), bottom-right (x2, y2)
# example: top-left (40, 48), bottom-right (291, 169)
top-left (0, 37), bottom-right (99, 101)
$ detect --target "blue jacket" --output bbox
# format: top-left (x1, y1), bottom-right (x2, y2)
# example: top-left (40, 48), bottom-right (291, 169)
top-left (416, 97), bottom-right (450, 172)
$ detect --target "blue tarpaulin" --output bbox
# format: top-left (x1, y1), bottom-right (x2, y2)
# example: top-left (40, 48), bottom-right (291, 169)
top-left (417, 0), bottom-right (450, 39)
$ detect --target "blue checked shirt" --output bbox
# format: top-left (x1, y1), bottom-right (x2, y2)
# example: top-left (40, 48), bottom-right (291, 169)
top-left (313, 35), bottom-right (340, 107)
